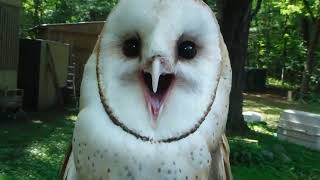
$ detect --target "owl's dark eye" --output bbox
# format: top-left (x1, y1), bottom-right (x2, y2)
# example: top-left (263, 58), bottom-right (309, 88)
top-left (122, 37), bottom-right (141, 58)
top-left (178, 41), bottom-right (197, 60)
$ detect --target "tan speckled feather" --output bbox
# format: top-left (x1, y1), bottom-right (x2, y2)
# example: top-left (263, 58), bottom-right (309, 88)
top-left (209, 134), bottom-right (233, 180)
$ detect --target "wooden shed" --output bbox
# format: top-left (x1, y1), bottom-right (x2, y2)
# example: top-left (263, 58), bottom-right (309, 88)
top-left (18, 39), bottom-right (70, 111)
top-left (0, 0), bottom-right (21, 90)
top-left (35, 22), bottom-right (105, 93)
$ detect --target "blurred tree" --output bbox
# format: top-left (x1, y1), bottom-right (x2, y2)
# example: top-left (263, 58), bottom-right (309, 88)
top-left (215, 0), bottom-right (262, 133)
top-left (299, 0), bottom-right (320, 98)
top-left (248, 0), bottom-right (307, 84)
top-left (247, 0), bottom-right (320, 98)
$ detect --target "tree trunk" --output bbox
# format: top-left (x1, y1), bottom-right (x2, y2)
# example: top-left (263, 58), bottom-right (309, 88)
top-left (300, 0), bottom-right (320, 98)
top-left (280, 18), bottom-right (289, 82)
top-left (217, 0), bottom-right (252, 133)
top-left (300, 19), bottom-right (320, 98)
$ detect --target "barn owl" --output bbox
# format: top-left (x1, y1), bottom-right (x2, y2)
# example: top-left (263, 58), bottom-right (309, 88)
top-left (61, 0), bottom-right (233, 179)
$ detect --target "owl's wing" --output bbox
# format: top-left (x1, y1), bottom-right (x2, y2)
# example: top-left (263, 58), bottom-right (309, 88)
top-left (59, 146), bottom-right (78, 180)
top-left (221, 135), bottom-right (233, 180)
top-left (209, 134), bottom-right (233, 180)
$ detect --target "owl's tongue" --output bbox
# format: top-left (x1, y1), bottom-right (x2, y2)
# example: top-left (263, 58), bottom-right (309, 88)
top-left (142, 72), bottom-right (174, 121)
top-left (149, 94), bottom-right (162, 118)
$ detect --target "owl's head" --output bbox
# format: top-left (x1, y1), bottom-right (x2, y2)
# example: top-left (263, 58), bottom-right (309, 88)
top-left (85, 0), bottom-right (231, 143)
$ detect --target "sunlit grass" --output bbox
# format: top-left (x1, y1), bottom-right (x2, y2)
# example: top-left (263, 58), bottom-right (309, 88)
top-left (244, 93), bottom-right (320, 129)
top-left (249, 124), bottom-right (274, 136)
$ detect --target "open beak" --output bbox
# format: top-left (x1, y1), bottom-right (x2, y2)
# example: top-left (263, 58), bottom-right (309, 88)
top-left (152, 60), bottom-right (161, 93)
top-left (140, 59), bottom-right (175, 128)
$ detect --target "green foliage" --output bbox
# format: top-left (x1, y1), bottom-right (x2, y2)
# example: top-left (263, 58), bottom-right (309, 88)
top-left (300, 92), bottom-right (320, 103)
top-left (248, 0), bottom-right (320, 92)
top-left (230, 135), bottom-right (269, 166)
top-left (21, 0), bottom-right (118, 36)
top-left (249, 1), bottom-right (303, 81)
top-left (267, 77), bottom-right (298, 90)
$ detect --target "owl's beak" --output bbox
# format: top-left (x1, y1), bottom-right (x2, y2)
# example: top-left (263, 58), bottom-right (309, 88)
top-left (152, 60), bottom-right (161, 93)
top-left (140, 58), bottom-right (175, 126)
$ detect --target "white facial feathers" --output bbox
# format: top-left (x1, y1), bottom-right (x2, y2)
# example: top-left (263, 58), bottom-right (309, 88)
top-left (89, 0), bottom-right (227, 141)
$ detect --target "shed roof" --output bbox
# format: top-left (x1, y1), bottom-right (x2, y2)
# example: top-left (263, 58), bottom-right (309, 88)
top-left (38, 21), bottom-right (105, 27)
top-left (33, 21), bottom-right (105, 36)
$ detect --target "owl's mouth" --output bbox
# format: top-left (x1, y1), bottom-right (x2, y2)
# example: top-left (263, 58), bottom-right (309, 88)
top-left (140, 71), bottom-right (175, 123)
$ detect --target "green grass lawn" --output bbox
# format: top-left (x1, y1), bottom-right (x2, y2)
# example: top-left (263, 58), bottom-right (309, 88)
top-left (0, 94), bottom-right (319, 179)
top-left (231, 93), bottom-right (320, 180)
top-left (0, 111), bottom-right (76, 180)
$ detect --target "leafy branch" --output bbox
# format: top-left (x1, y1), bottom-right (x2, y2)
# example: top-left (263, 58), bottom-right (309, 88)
top-left (250, 0), bottom-right (263, 21)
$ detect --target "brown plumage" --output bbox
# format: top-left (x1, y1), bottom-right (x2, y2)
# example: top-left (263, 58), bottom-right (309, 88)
top-left (209, 134), bottom-right (233, 180)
